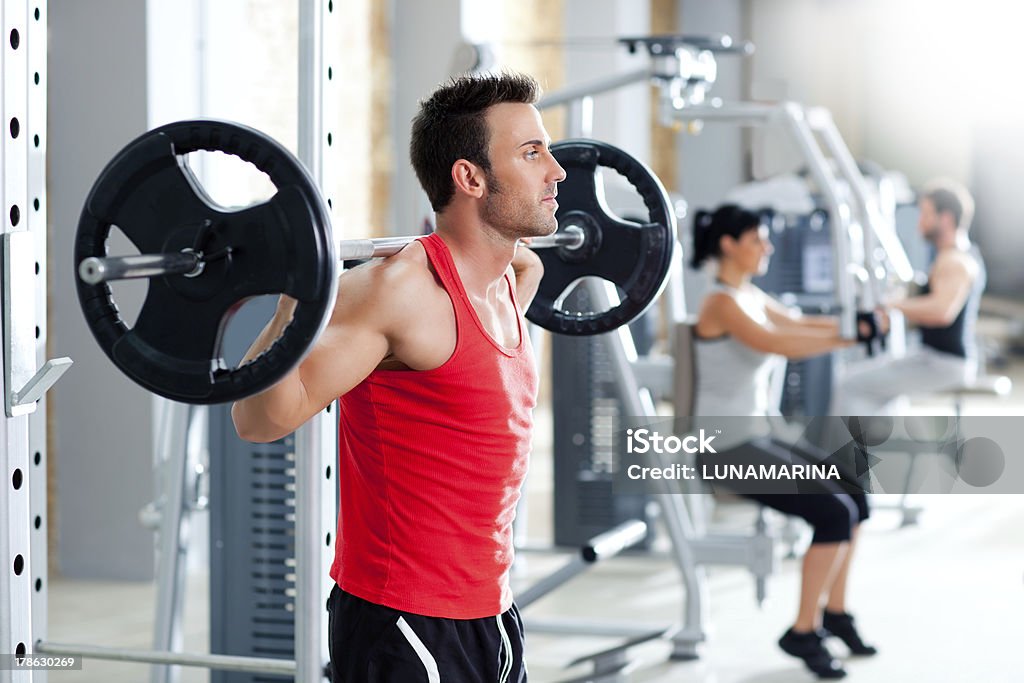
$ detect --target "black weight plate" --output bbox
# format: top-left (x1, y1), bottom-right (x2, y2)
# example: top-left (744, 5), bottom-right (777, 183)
top-left (75, 119), bottom-right (336, 404)
top-left (527, 139), bottom-right (675, 335)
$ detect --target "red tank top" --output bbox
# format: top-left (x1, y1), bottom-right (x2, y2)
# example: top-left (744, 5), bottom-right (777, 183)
top-left (331, 233), bottom-right (538, 619)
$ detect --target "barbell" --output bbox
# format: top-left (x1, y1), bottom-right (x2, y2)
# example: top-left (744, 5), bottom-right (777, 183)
top-left (75, 120), bottom-right (676, 404)
top-left (79, 225), bottom-right (587, 283)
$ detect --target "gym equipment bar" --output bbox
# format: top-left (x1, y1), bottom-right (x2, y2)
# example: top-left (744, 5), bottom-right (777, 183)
top-left (77, 226), bottom-right (587, 285)
top-left (516, 519), bottom-right (648, 609)
top-left (34, 641), bottom-right (297, 676)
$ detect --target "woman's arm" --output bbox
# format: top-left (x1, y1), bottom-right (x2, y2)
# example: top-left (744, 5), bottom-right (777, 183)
top-left (701, 292), bottom-right (854, 360)
top-left (762, 293), bottom-right (840, 332)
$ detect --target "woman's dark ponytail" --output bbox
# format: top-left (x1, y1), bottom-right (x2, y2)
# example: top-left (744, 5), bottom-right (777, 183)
top-left (688, 204), bottom-right (762, 269)
top-left (690, 210), bottom-right (715, 268)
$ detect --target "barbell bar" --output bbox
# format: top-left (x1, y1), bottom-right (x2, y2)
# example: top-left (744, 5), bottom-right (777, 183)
top-left (78, 226), bottom-right (587, 285)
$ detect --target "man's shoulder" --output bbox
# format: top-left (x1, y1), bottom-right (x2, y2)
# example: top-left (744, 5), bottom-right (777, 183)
top-left (336, 239), bottom-right (444, 320)
top-left (934, 247), bottom-right (976, 273)
top-left (342, 239), bottom-right (433, 288)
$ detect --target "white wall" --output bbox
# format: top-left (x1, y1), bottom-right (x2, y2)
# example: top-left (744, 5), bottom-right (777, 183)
top-left (562, 0), bottom-right (650, 156)
top-left (676, 0), bottom-right (746, 209)
top-left (388, 0), bottom-right (653, 233)
top-left (674, 0), bottom-right (748, 313)
top-left (745, 0), bottom-right (1024, 293)
top-left (49, 0), bottom-right (155, 580)
top-left (389, 0), bottom-right (465, 234)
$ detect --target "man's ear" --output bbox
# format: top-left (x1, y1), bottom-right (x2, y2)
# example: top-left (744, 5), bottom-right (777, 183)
top-left (452, 159), bottom-right (486, 199)
top-left (940, 209), bottom-right (958, 232)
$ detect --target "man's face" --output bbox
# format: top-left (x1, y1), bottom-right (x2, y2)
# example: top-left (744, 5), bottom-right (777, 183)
top-left (480, 103), bottom-right (567, 240)
top-left (918, 197), bottom-right (946, 243)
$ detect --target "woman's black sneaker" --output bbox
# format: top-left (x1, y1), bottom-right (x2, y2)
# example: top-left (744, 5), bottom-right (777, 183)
top-left (778, 627), bottom-right (847, 679)
top-left (822, 610), bottom-right (878, 656)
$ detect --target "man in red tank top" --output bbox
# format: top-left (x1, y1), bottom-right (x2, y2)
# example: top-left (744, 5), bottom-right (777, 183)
top-left (232, 72), bottom-right (566, 682)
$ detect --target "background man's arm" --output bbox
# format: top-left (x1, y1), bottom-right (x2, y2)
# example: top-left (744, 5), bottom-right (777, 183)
top-left (890, 254), bottom-right (972, 326)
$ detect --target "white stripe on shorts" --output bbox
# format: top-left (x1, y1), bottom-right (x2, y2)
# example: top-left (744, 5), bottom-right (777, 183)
top-left (395, 616), bottom-right (441, 683)
top-left (496, 614), bottom-right (512, 683)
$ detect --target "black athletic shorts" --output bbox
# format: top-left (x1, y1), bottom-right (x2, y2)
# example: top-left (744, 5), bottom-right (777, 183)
top-left (327, 585), bottom-right (527, 682)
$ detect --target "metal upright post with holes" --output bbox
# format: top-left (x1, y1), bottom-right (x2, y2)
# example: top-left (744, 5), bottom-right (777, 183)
top-left (295, 1), bottom-right (340, 680)
top-left (4, 3), bottom-right (72, 682)
top-left (25, 5), bottom-right (52, 680)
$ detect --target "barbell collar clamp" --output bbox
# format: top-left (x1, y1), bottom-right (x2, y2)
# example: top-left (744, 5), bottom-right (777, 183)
top-left (545, 225), bottom-right (586, 251)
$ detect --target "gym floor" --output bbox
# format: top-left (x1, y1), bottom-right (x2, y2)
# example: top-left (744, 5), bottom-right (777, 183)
top-left (44, 363), bottom-right (1024, 683)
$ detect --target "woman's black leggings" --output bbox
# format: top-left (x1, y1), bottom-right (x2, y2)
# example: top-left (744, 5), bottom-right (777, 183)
top-left (715, 437), bottom-right (870, 545)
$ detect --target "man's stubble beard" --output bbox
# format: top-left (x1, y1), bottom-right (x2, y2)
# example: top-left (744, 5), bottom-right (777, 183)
top-left (482, 171), bottom-right (558, 241)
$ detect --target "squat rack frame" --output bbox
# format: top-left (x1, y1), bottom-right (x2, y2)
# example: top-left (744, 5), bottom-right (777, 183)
top-left (2, 2), bottom-right (72, 683)
top-left (11, 2), bottom-right (340, 681)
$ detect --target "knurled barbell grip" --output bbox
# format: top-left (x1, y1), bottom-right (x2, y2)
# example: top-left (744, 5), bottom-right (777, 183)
top-left (80, 226), bottom-right (588, 285)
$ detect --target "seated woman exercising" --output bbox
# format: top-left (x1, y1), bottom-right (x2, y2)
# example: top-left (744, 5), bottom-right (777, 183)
top-left (690, 205), bottom-right (877, 679)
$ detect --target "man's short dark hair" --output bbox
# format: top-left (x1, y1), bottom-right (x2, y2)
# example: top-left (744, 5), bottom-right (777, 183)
top-left (922, 178), bottom-right (975, 232)
top-left (410, 71), bottom-right (541, 212)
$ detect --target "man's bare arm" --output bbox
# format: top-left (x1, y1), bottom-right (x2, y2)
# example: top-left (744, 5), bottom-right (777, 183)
top-left (891, 253), bottom-right (973, 326)
top-left (230, 263), bottom-right (407, 442)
